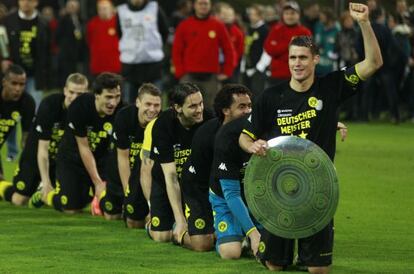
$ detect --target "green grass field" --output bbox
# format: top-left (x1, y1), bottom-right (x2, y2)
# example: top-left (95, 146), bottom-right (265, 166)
top-left (1, 122), bottom-right (414, 273)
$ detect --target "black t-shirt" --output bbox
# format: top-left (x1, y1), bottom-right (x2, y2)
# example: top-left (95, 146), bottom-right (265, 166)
top-left (113, 105), bottom-right (145, 169)
top-left (151, 109), bottom-right (213, 185)
top-left (57, 93), bottom-right (120, 165)
top-left (245, 23), bottom-right (269, 69)
top-left (0, 90), bottom-right (35, 149)
top-left (18, 17), bottom-right (38, 76)
top-left (106, 104), bottom-right (146, 188)
top-left (210, 116), bottom-right (251, 198)
top-left (19, 93), bottom-right (66, 165)
top-left (181, 118), bottom-right (222, 191)
top-left (243, 67), bottom-right (361, 160)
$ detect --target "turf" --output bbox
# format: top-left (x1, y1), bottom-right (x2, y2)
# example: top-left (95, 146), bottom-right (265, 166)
top-left (1, 122), bottom-right (414, 273)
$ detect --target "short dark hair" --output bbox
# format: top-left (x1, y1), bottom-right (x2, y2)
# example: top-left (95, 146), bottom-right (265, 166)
top-left (169, 82), bottom-right (201, 107)
top-left (92, 72), bottom-right (122, 95)
top-left (214, 84), bottom-right (252, 121)
top-left (289, 36), bottom-right (319, 56)
top-left (137, 83), bottom-right (161, 99)
top-left (3, 64), bottom-right (25, 79)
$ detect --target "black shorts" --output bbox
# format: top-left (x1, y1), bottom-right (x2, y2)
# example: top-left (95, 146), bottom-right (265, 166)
top-left (123, 163), bottom-right (149, 221)
top-left (182, 182), bottom-right (214, 236)
top-left (257, 220), bottom-right (334, 267)
top-left (100, 181), bottom-right (123, 215)
top-left (54, 159), bottom-right (94, 211)
top-left (13, 160), bottom-right (56, 197)
top-left (149, 178), bottom-right (174, 231)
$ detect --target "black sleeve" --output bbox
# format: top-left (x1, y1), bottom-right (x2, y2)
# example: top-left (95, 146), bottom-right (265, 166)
top-left (113, 109), bottom-right (130, 150)
top-left (337, 66), bottom-right (362, 103)
top-left (35, 98), bottom-right (55, 140)
top-left (157, 7), bottom-right (170, 43)
top-left (151, 115), bottom-right (174, 163)
top-left (21, 94), bottom-right (36, 132)
top-left (243, 92), bottom-right (266, 140)
top-left (213, 137), bottom-right (240, 180)
top-left (67, 97), bottom-right (88, 137)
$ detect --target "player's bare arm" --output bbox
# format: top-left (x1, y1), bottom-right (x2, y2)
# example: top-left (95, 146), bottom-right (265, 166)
top-left (239, 133), bottom-right (267, 156)
top-left (160, 162), bottom-right (188, 240)
top-left (37, 140), bottom-right (53, 200)
top-left (117, 148), bottom-right (130, 192)
top-left (76, 136), bottom-right (105, 198)
top-left (140, 149), bottom-right (153, 202)
top-left (349, 2), bottom-right (383, 79)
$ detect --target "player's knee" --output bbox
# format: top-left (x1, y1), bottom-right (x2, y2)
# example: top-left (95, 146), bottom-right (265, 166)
top-left (151, 231), bottom-right (172, 242)
top-left (126, 218), bottom-right (145, 229)
top-left (308, 266), bottom-right (330, 274)
top-left (264, 261), bottom-right (284, 271)
top-left (11, 193), bottom-right (29, 206)
top-left (104, 213), bottom-right (122, 221)
top-left (219, 245), bottom-right (242, 259)
top-left (190, 235), bottom-right (214, 252)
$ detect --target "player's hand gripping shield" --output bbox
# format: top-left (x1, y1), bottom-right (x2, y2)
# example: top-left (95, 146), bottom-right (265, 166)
top-left (244, 136), bottom-right (339, 239)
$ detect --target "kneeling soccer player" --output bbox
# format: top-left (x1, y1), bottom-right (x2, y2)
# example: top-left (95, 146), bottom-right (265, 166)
top-left (146, 83), bottom-right (212, 242)
top-left (179, 84), bottom-right (252, 251)
top-left (99, 83), bottom-right (161, 226)
top-left (209, 114), bottom-right (261, 259)
top-left (2, 73), bottom-right (89, 206)
top-left (46, 73), bottom-right (123, 213)
top-left (0, 65), bottom-right (35, 201)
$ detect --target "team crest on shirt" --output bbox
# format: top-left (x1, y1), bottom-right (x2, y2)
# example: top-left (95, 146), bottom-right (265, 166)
top-left (103, 122), bottom-right (113, 134)
top-left (208, 30), bottom-right (216, 39)
top-left (308, 97), bottom-right (323, 111)
top-left (11, 111), bottom-right (21, 122)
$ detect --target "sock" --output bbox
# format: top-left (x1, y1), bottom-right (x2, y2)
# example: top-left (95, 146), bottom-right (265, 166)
top-left (0, 181), bottom-right (13, 201)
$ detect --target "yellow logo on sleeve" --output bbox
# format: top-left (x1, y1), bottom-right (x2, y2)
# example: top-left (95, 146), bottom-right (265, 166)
top-left (345, 74), bottom-right (360, 85)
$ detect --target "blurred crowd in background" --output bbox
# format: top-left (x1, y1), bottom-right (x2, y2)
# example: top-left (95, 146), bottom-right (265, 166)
top-left (1, 0), bottom-right (414, 126)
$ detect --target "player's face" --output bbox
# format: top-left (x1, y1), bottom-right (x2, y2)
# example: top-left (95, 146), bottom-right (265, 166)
top-left (18, 0), bottom-right (38, 14)
top-left (176, 91), bottom-right (204, 126)
top-left (2, 73), bottom-right (26, 101)
top-left (136, 93), bottom-right (161, 126)
top-left (194, 0), bottom-right (211, 18)
top-left (64, 82), bottom-right (88, 107)
top-left (282, 9), bottom-right (300, 26)
top-left (95, 87), bottom-right (121, 116)
top-left (289, 45), bottom-right (319, 82)
top-left (224, 93), bottom-right (252, 123)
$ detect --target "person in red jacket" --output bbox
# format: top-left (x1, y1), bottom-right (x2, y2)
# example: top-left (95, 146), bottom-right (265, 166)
top-left (86, 0), bottom-right (121, 77)
top-left (216, 2), bottom-right (244, 84)
top-left (172, 0), bottom-right (234, 110)
top-left (264, 1), bottom-right (311, 86)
